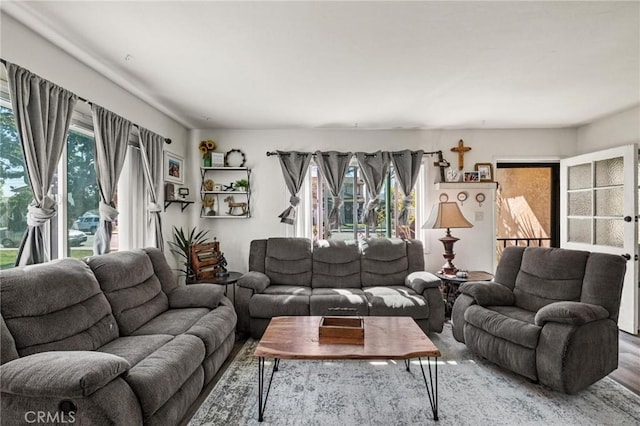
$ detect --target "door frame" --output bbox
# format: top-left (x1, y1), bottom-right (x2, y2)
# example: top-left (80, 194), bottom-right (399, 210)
top-left (496, 162), bottom-right (560, 248)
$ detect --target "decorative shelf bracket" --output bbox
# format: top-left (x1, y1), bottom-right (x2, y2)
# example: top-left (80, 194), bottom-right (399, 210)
top-left (164, 200), bottom-right (194, 212)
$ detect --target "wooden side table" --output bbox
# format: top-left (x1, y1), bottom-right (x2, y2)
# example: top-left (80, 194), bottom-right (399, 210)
top-left (191, 271), bottom-right (243, 307)
top-left (435, 271), bottom-right (494, 317)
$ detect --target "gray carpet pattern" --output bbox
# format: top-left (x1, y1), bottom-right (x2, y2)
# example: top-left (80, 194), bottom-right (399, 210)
top-left (190, 324), bottom-right (640, 425)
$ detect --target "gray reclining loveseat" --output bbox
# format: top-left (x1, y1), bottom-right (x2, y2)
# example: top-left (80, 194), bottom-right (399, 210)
top-left (451, 246), bottom-right (626, 394)
top-left (0, 248), bottom-right (237, 425)
top-left (236, 237), bottom-right (444, 337)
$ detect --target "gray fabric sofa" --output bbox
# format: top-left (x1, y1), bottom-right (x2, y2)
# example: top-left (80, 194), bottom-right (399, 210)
top-left (0, 248), bottom-right (237, 425)
top-left (451, 246), bottom-right (626, 394)
top-left (236, 237), bottom-right (444, 338)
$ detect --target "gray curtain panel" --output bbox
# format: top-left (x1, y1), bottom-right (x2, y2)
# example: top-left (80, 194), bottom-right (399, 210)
top-left (391, 150), bottom-right (424, 226)
top-left (7, 62), bottom-right (78, 266)
top-left (277, 151), bottom-right (312, 225)
top-left (355, 151), bottom-right (391, 227)
top-left (138, 128), bottom-right (165, 251)
top-left (91, 104), bottom-right (131, 254)
top-left (314, 151), bottom-right (352, 228)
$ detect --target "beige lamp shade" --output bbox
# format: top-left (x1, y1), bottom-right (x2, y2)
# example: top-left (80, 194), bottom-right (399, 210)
top-left (422, 202), bottom-right (473, 230)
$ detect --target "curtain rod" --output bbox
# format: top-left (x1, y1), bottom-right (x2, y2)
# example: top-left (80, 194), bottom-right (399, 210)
top-left (266, 150), bottom-right (443, 157)
top-left (1, 58), bottom-right (171, 144)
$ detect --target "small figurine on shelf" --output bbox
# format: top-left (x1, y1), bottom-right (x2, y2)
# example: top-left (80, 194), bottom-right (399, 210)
top-left (203, 196), bottom-right (216, 216)
top-left (222, 182), bottom-right (235, 191)
top-left (215, 253), bottom-right (229, 277)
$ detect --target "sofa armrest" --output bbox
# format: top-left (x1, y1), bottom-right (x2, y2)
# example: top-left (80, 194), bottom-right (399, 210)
top-left (168, 284), bottom-right (224, 309)
top-left (237, 271), bottom-right (270, 293)
top-left (459, 281), bottom-right (514, 306)
top-left (405, 271), bottom-right (441, 293)
top-left (1, 351), bottom-right (130, 398)
top-left (535, 301), bottom-right (610, 327)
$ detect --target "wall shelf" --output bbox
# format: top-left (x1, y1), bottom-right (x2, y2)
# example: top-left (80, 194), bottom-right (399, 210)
top-left (434, 182), bottom-right (498, 190)
top-left (200, 215), bottom-right (252, 219)
top-left (164, 199), bottom-right (194, 212)
top-left (201, 167), bottom-right (252, 218)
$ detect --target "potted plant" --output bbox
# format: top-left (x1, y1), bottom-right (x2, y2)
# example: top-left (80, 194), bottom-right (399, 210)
top-left (168, 226), bottom-right (210, 283)
top-left (234, 178), bottom-right (249, 192)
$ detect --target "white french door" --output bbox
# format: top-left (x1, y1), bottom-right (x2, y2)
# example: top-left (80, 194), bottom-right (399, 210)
top-left (560, 144), bottom-right (638, 334)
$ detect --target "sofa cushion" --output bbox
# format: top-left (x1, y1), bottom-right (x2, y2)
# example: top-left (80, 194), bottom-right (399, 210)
top-left (464, 305), bottom-right (540, 349)
top-left (360, 239), bottom-right (409, 286)
top-left (0, 258), bottom-right (119, 356)
top-left (250, 294), bottom-right (310, 318)
top-left (310, 288), bottom-right (369, 316)
top-left (86, 250), bottom-right (169, 335)
top-left (363, 286), bottom-right (429, 319)
top-left (265, 238), bottom-right (312, 286)
top-left (312, 240), bottom-right (361, 288)
top-left (513, 247), bottom-right (589, 312)
top-left (263, 285), bottom-right (312, 296)
top-left (0, 351), bottom-right (130, 398)
top-left (185, 298), bottom-right (237, 357)
top-left (124, 334), bottom-right (205, 421)
top-left (131, 308), bottom-right (210, 336)
top-left (98, 334), bottom-right (174, 367)
top-left (1, 314), bottom-right (18, 364)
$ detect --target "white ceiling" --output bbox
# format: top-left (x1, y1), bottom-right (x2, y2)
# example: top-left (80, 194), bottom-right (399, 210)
top-left (3, 1), bottom-right (639, 130)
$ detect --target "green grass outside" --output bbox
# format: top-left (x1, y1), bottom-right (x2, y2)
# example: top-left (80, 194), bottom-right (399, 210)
top-left (1, 249), bottom-right (94, 270)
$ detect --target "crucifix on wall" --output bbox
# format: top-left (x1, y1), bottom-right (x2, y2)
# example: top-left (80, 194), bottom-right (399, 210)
top-left (451, 139), bottom-right (471, 170)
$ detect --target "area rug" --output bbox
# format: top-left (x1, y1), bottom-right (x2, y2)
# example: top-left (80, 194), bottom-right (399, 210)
top-left (189, 324), bottom-right (640, 425)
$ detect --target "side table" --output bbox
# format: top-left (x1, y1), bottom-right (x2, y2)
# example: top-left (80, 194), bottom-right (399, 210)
top-left (435, 271), bottom-right (494, 317)
top-left (191, 271), bottom-right (243, 307)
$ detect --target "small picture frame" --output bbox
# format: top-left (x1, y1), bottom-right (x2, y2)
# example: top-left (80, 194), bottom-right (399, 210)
top-left (463, 171), bottom-right (480, 182)
top-left (213, 183), bottom-right (222, 191)
top-left (178, 187), bottom-right (189, 199)
top-left (474, 163), bottom-right (493, 182)
top-left (164, 151), bottom-right (184, 184)
top-left (211, 152), bottom-right (225, 167)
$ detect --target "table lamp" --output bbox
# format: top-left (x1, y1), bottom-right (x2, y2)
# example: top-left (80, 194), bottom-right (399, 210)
top-left (422, 202), bottom-right (473, 275)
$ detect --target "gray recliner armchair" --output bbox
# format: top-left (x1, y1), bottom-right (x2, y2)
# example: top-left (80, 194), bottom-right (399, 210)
top-left (451, 246), bottom-right (626, 394)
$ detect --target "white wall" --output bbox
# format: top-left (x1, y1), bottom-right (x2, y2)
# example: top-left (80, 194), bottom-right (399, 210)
top-left (1, 14), bottom-right (190, 265)
top-left (190, 128), bottom-right (576, 274)
top-left (576, 105), bottom-right (640, 153)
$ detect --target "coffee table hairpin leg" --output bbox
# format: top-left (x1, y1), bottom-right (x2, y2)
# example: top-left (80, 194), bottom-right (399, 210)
top-left (257, 357), bottom-right (280, 422)
top-left (406, 357), bottom-right (439, 420)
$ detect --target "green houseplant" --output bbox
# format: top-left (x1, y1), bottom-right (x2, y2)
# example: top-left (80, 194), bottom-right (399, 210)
top-left (234, 178), bottom-right (250, 191)
top-left (169, 226), bottom-right (210, 283)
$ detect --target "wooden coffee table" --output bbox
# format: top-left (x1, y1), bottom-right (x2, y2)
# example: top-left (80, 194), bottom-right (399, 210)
top-left (254, 316), bottom-right (441, 422)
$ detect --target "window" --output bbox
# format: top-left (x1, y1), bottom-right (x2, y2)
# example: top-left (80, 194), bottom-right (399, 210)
top-left (310, 160), bottom-right (420, 241)
top-left (0, 105), bottom-right (30, 268)
top-left (0, 68), bottom-right (122, 268)
top-left (64, 125), bottom-right (102, 258)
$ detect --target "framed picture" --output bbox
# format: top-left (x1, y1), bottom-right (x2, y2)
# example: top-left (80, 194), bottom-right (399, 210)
top-left (164, 151), bottom-right (184, 184)
top-left (463, 171), bottom-right (480, 182)
top-left (474, 163), bottom-right (493, 182)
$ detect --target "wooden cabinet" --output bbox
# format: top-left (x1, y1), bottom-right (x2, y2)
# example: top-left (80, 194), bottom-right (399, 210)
top-left (200, 167), bottom-right (251, 219)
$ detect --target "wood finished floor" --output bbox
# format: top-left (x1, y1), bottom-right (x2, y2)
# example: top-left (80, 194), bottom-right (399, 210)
top-left (610, 330), bottom-right (640, 396)
top-left (180, 331), bottom-right (640, 425)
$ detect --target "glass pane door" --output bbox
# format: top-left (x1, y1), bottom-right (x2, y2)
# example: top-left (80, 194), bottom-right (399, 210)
top-left (561, 144), bottom-right (638, 334)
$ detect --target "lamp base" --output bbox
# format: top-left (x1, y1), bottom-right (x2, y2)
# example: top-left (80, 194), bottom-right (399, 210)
top-left (438, 231), bottom-right (460, 276)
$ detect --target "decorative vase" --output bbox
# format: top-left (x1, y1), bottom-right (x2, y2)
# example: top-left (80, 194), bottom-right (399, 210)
top-left (203, 153), bottom-right (212, 167)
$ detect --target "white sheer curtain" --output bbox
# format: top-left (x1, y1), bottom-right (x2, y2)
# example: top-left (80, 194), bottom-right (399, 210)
top-left (118, 145), bottom-right (146, 250)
